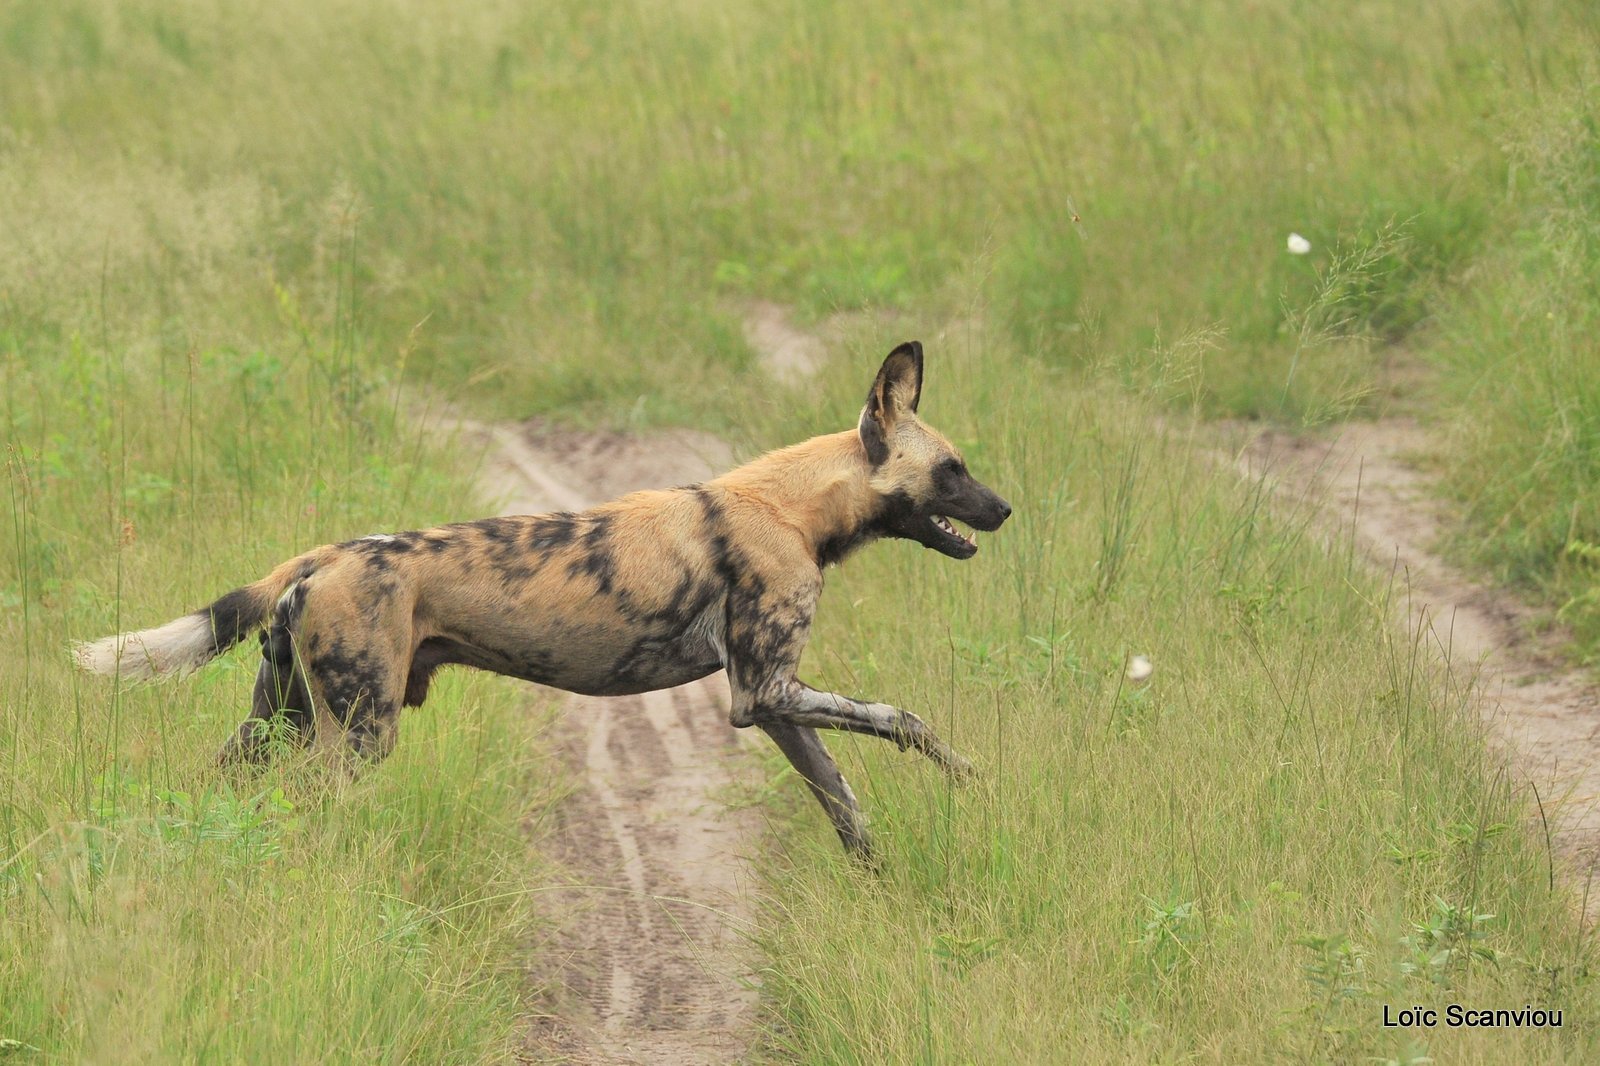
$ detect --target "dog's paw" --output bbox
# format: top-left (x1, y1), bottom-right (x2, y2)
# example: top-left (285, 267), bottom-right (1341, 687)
top-left (892, 709), bottom-right (927, 752)
top-left (942, 751), bottom-right (978, 785)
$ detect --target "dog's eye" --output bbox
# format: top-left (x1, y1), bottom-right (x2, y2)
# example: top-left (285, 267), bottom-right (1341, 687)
top-left (940, 457), bottom-right (965, 476)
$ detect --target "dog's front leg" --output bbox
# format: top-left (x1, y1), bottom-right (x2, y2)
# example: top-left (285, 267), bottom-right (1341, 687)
top-left (725, 599), bottom-right (974, 779)
top-left (759, 721), bottom-right (874, 860)
top-left (734, 674), bottom-right (974, 781)
top-left (782, 683), bottom-right (976, 781)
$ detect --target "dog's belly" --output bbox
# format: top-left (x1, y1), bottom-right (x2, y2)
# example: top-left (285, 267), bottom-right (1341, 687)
top-left (558, 608), bottom-right (727, 696)
top-left (416, 608), bottom-right (726, 699)
top-left (567, 650), bottom-right (723, 697)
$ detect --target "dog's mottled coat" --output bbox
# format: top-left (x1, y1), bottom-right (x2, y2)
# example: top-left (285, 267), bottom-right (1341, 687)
top-left (75, 343), bottom-right (1012, 857)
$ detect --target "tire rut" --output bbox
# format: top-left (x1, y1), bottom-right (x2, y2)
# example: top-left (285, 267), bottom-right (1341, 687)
top-left (1229, 416), bottom-right (1600, 903)
top-left (441, 413), bottom-right (762, 1064)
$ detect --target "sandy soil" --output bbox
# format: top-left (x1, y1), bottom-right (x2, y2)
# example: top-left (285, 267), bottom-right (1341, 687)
top-left (743, 301), bottom-right (831, 386)
top-left (437, 413), bottom-right (763, 1064)
top-left (1231, 417), bottom-right (1600, 893)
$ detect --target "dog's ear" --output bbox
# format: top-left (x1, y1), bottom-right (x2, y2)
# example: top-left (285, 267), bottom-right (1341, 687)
top-left (859, 342), bottom-right (924, 464)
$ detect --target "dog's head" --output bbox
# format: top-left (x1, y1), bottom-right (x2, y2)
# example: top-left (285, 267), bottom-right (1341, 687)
top-left (859, 342), bottom-right (1012, 559)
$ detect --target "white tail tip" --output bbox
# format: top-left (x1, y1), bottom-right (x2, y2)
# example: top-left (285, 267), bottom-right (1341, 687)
top-left (72, 614), bottom-right (216, 681)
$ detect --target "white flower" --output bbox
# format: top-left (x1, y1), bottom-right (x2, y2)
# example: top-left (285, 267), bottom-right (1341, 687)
top-left (1126, 655), bottom-right (1154, 684)
top-left (1287, 233), bottom-right (1312, 255)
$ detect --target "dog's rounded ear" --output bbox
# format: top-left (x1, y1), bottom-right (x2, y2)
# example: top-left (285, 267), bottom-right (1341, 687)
top-left (859, 342), bottom-right (923, 464)
top-left (876, 341), bottom-right (923, 414)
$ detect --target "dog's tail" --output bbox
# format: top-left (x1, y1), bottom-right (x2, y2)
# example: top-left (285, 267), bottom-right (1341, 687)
top-left (72, 551), bottom-right (327, 681)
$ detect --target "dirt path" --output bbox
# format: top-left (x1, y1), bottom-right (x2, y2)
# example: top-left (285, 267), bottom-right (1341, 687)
top-left (423, 304), bottom-right (917, 1059)
top-left (409, 304), bottom-right (843, 1062)
top-left (1230, 415), bottom-right (1600, 892)
top-left (440, 414), bottom-right (762, 1064)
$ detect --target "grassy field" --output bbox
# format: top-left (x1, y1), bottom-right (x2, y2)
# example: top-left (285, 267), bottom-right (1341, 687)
top-left (0, 269), bottom-right (558, 1057)
top-left (4, 0), bottom-right (1600, 1062)
top-left (7, 0), bottom-right (1590, 428)
top-left (1431, 76), bottom-right (1600, 662)
top-left (757, 334), bottom-right (1595, 1063)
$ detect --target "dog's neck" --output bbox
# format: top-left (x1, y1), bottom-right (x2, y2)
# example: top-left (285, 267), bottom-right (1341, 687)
top-left (710, 430), bottom-right (884, 567)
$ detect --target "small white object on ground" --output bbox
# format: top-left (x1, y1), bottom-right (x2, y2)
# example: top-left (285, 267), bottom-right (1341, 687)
top-left (1287, 233), bottom-right (1312, 255)
top-left (1126, 655), bottom-right (1154, 683)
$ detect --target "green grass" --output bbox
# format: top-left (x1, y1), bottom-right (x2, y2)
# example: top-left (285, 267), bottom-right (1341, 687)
top-left (4, 0), bottom-right (1591, 426)
top-left (4, 0), bottom-right (1600, 1061)
top-left (751, 331), bottom-right (1597, 1064)
top-left (1430, 74), bottom-right (1600, 661)
top-left (2, 283), bottom-right (557, 1059)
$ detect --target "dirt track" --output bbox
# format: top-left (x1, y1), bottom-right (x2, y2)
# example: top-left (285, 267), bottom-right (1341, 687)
top-left (414, 304), bottom-right (853, 1062)
top-left (1233, 417), bottom-right (1600, 896)
top-left (443, 415), bottom-right (762, 1064)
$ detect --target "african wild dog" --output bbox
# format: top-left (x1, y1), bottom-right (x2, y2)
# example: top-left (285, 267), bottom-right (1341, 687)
top-left (74, 342), bottom-right (1011, 858)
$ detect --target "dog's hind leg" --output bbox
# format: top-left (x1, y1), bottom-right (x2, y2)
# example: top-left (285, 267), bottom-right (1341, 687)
top-left (297, 591), bottom-right (409, 769)
top-left (306, 656), bottom-right (405, 767)
top-left (219, 584), bottom-right (315, 766)
top-left (759, 722), bottom-right (874, 860)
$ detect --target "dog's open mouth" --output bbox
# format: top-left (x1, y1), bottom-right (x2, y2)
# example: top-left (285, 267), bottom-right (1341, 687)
top-left (930, 514), bottom-right (978, 554)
